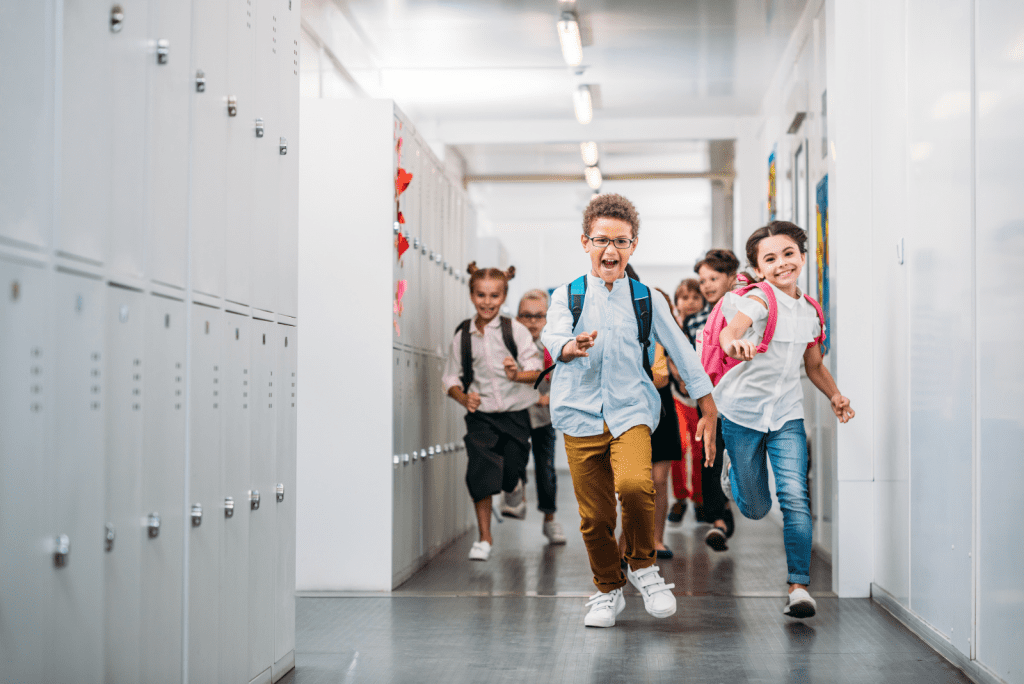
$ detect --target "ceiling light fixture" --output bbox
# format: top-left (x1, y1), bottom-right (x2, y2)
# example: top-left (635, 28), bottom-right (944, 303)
top-left (573, 85), bottom-right (593, 125)
top-left (580, 141), bottom-right (598, 166)
top-left (557, 12), bottom-right (583, 67)
top-left (584, 165), bottom-right (602, 190)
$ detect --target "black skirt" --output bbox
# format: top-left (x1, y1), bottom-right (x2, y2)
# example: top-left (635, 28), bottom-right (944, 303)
top-left (650, 385), bottom-right (682, 463)
top-left (463, 410), bottom-right (532, 502)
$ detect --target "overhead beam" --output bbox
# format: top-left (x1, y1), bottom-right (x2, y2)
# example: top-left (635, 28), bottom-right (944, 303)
top-left (437, 117), bottom-right (759, 146)
top-left (464, 171), bottom-right (735, 185)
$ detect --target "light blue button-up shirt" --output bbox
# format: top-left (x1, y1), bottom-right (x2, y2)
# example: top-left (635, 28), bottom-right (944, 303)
top-left (541, 273), bottom-right (714, 439)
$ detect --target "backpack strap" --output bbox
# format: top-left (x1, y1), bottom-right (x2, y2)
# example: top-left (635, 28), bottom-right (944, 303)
top-left (628, 277), bottom-right (655, 380)
top-left (499, 316), bottom-right (518, 361)
top-left (455, 319), bottom-right (473, 392)
top-left (534, 275), bottom-right (587, 389)
top-left (743, 283), bottom-right (778, 353)
top-left (802, 295), bottom-right (827, 350)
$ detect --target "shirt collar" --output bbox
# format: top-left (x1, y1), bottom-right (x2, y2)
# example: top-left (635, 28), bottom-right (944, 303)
top-left (472, 315), bottom-right (503, 335)
top-left (767, 281), bottom-right (800, 308)
top-left (586, 271), bottom-right (626, 292)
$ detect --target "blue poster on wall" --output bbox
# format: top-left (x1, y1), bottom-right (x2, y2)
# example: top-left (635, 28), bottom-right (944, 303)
top-left (768, 148), bottom-right (777, 221)
top-left (815, 175), bottom-right (830, 355)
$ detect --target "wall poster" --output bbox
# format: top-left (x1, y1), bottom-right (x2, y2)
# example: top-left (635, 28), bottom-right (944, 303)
top-left (815, 174), bottom-right (830, 355)
top-left (768, 147), bottom-right (778, 221)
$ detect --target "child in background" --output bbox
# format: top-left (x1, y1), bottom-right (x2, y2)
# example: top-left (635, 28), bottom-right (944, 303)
top-left (716, 221), bottom-right (854, 618)
top-left (442, 264), bottom-right (543, 562)
top-left (516, 290), bottom-right (567, 545)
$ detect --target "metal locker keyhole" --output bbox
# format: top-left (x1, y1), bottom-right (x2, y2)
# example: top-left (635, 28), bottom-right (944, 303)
top-left (105, 523), bottom-right (116, 552)
top-left (54, 534), bottom-right (71, 568)
top-left (110, 5), bottom-right (124, 33)
top-left (224, 496), bottom-right (235, 518)
top-left (249, 490), bottom-right (260, 510)
top-left (147, 513), bottom-right (161, 538)
top-left (254, 118), bottom-right (264, 138)
top-left (191, 503), bottom-right (203, 527)
top-left (227, 96), bottom-right (238, 117)
top-left (195, 69), bottom-right (206, 92)
top-left (156, 39), bottom-right (169, 64)
top-left (279, 137), bottom-right (288, 155)
top-left (276, 483), bottom-right (285, 503)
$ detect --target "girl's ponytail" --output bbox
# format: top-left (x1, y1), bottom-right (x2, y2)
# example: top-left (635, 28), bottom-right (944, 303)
top-left (467, 262), bottom-right (515, 296)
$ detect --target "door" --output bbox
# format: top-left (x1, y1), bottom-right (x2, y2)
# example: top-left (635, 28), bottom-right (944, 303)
top-left (274, 324), bottom-right (297, 665)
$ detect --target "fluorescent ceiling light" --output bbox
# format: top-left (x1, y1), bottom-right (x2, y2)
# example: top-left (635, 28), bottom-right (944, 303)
top-left (584, 165), bottom-right (602, 190)
top-left (573, 85), bottom-right (593, 125)
top-left (557, 13), bottom-right (583, 67)
top-left (580, 141), bottom-right (598, 166)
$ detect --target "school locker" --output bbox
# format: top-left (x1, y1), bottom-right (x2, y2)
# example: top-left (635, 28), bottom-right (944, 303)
top-left (190, 0), bottom-right (231, 298)
top-left (225, 0), bottom-right (257, 306)
top-left (57, 0), bottom-right (112, 265)
top-left (274, 323), bottom-right (297, 672)
top-left (146, 0), bottom-right (193, 290)
top-left (104, 284), bottom-right (145, 684)
top-left (221, 312), bottom-right (253, 684)
top-left (249, 318), bottom-right (278, 681)
top-left (188, 304), bottom-right (224, 683)
top-left (277, 2), bottom-right (301, 318)
top-left (0, 262), bottom-right (52, 684)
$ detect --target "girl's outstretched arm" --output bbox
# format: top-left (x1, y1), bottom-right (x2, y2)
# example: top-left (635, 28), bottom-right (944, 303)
top-left (803, 344), bottom-right (855, 423)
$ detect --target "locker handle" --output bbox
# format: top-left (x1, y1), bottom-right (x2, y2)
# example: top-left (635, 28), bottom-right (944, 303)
top-left (54, 534), bottom-right (71, 568)
top-left (147, 513), bottom-right (161, 538)
top-left (191, 503), bottom-right (203, 527)
top-left (279, 137), bottom-right (288, 155)
top-left (249, 490), bottom-right (260, 510)
top-left (427, 446), bottom-right (435, 458)
top-left (156, 39), bottom-right (169, 65)
top-left (195, 70), bottom-right (206, 93)
top-left (227, 96), bottom-right (238, 117)
top-left (255, 118), bottom-right (264, 138)
top-left (224, 497), bottom-right (235, 518)
top-left (110, 5), bottom-right (124, 33)
top-left (276, 483), bottom-right (285, 503)
top-left (105, 523), bottom-right (116, 552)
top-left (393, 454), bottom-right (401, 466)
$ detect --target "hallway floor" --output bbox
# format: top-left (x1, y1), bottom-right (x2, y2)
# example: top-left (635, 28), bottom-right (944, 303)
top-left (284, 472), bottom-right (971, 684)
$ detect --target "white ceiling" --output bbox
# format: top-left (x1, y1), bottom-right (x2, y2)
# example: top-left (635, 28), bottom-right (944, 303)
top-left (455, 139), bottom-right (710, 175)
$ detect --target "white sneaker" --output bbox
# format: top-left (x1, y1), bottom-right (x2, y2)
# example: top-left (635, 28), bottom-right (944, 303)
top-left (542, 520), bottom-right (567, 545)
top-left (783, 587), bottom-right (817, 618)
top-left (627, 565), bottom-right (677, 618)
top-left (500, 480), bottom-right (527, 519)
top-left (468, 541), bottom-right (491, 561)
top-left (584, 588), bottom-right (625, 627)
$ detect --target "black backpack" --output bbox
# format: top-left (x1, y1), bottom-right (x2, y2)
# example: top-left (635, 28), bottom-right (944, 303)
top-left (454, 316), bottom-right (519, 393)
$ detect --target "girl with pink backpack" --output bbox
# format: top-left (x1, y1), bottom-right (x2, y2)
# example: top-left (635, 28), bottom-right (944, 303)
top-left (706, 221), bottom-right (854, 619)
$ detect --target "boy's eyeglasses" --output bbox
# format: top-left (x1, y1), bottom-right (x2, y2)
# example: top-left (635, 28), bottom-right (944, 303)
top-left (518, 313), bottom-right (547, 320)
top-left (586, 235), bottom-right (636, 249)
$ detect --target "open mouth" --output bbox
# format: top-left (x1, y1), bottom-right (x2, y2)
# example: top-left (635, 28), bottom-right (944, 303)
top-left (600, 257), bottom-right (619, 269)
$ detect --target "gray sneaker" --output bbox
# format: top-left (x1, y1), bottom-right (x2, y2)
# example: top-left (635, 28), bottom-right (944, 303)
top-left (542, 520), bottom-right (567, 544)
top-left (500, 480), bottom-right (527, 519)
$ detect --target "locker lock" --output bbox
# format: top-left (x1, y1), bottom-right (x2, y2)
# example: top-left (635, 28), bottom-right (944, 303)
top-left (427, 446), bottom-right (435, 458)
top-left (393, 223), bottom-right (401, 234)
top-left (276, 483), bottom-right (285, 503)
top-left (412, 237), bottom-right (420, 249)
top-left (147, 513), bottom-right (161, 538)
top-left (224, 496), bottom-right (235, 518)
top-left (54, 534), bottom-right (71, 568)
top-left (156, 39), bottom-right (169, 65)
top-left (249, 490), bottom-right (260, 510)
top-left (105, 523), bottom-right (116, 552)
top-left (420, 449), bottom-right (427, 461)
top-left (279, 137), bottom-right (288, 155)
top-left (411, 450), bottom-right (418, 462)
top-left (191, 503), bottom-right (203, 527)
top-left (195, 70), bottom-right (206, 93)
top-left (421, 245), bottom-right (428, 256)
top-left (443, 261), bottom-right (449, 270)
top-left (110, 5), bottom-right (124, 33)
top-left (227, 96), bottom-right (238, 117)
top-left (254, 118), bottom-right (265, 138)
top-left (435, 444), bottom-right (442, 455)
top-left (402, 453), bottom-right (410, 465)
top-left (393, 454), bottom-right (400, 465)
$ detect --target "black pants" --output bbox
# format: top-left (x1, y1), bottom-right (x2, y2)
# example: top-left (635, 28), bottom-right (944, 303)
top-left (464, 410), bottom-right (531, 503)
top-left (530, 424), bottom-right (558, 514)
top-left (699, 411), bottom-right (728, 521)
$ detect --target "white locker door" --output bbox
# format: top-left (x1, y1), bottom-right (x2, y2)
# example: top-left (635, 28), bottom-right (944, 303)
top-left (391, 348), bottom-right (403, 581)
top-left (110, 0), bottom-right (151, 280)
top-left (274, 324), bottom-right (297, 671)
top-left (0, 262), bottom-right (52, 684)
top-left (140, 294), bottom-right (186, 684)
top-left (58, 0), bottom-right (111, 265)
top-left (104, 284), bottom-right (145, 684)
top-left (250, 0), bottom-right (283, 313)
top-left (276, 1), bottom-right (300, 318)
top-left (190, 0), bottom-right (230, 298)
top-left (220, 312), bottom-right (252, 684)
top-left (225, 0), bottom-right (257, 306)
top-left (146, 0), bottom-right (193, 289)
top-left (188, 304), bottom-right (223, 683)
top-left (0, 4), bottom-right (54, 251)
top-left (47, 273), bottom-right (106, 684)
top-left (248, 318), bottom-right (277, 681)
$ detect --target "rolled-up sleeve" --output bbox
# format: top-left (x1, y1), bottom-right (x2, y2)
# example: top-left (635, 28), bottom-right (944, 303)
top-left (512, 320), bottom-right (543, 371)
top-left (652, 294), bottom-right (713, 399)
top-left (441, 332), bottom-right (463, 394)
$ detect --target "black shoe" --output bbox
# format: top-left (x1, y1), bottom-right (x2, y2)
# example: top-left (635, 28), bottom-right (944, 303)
top-left (667, 500), bottom-right (685, 524)
top-left (722, 505), bottom-right (735, 538)
top-left (656, 547), bottom-right (674, 560)
top-left (704, 527), bottom-right (728, 552)
top-left (694, 504), bottom-right (706, 523)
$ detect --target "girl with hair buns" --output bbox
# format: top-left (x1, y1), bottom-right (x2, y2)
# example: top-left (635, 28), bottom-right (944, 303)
top-left (441, 262), bottom-right (544, 561)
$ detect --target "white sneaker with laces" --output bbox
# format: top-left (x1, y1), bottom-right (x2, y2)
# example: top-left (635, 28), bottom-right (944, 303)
top-left (627, 564), bottom-right (677, 618)
top-left (500, 480), bottom-right (527, 519)
top-left (584, 588), bottom-right (625, 627)
top-left (542, 520), bottom-right (567, 545)
top-left (783, 587), bottom-right (817, 618)
top-left (468, 541), bottom-right (491, 561)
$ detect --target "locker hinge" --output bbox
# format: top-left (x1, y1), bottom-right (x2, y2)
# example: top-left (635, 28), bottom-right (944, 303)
top-left (249, 490), bottom-right (260, 510)
top-left (227, 96), bottom-right (238, 117)
top-left (53, 534), bottom-right (71, 568)
top-left (191, 503), bottom-right (203, 527)
top-left (224, 496), bottom-right (235, 518)
top-left (156, 39), bottom-right (169, 65)
top-left (276, 484), bottom-right (285, 503)
top-left (105, 523), bottom-right (116, 552)
top-left (279, 137), bottom-right (288, 155)
top-left (110, 5), bottom-right (124, 33)
top-left (147, 513), bottom-right (161, 538)
top-left (254, 118), bottom-right (264, 138)
top-left (195, 70), bottom-right (206, 93)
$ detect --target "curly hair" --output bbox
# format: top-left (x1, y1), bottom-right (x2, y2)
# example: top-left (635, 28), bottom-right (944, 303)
top-left (693, 248), bottom-right (740, 276)
top-left (466, 261), bottom-right (516, 296)
top-left (745, 221), bottom-right (808, 269)
top-left (582, 193), bottom-right (640, 238)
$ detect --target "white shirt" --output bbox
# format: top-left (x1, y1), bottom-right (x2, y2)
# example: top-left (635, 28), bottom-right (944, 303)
top-left (441, 316), bottom-right (542, 413)
top-left (541, 273), bottom-right (714, 439)
top-left (711, 282), bottom-right (823, 433)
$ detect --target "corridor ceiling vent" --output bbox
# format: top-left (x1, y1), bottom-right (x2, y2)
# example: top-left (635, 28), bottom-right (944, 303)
top-left (584, 165), bottom-right (603, 190)
top-left (557, 11), bottom-right (583, 66)
top-left (573, 85), bottom-right (593, 124)
top-left (580, 141), bottom-right (599, 166)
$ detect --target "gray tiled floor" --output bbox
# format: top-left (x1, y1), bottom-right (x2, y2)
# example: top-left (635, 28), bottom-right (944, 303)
top-left (284, 471), bottom-right (969, 683)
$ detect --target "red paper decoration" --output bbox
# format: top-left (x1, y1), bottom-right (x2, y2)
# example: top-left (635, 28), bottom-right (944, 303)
top-left (395, 232), bottom-right (410, 260)
top-left (396, 168), bottom-right (413, 196)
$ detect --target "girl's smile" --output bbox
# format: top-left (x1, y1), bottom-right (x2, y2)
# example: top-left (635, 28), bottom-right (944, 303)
top-left (471, 277), bottom-right (507, 328)
top-left (753, 234), bottom-right (806, 297)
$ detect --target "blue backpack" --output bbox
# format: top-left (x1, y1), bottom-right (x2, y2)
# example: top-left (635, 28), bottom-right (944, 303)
top-left (534, 275), bottom-right (655, 388)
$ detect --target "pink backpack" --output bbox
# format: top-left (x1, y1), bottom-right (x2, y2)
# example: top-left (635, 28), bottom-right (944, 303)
top-left (700, 280), bottom-right (826, 386)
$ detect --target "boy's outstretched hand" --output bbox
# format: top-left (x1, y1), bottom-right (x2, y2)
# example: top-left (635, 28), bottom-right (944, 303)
top-left (560, 331), bottom-right (598, 361)
top-left (694, 394), bottom-right (719, 467)
top-left (831, 394), bottom-right (855, 423)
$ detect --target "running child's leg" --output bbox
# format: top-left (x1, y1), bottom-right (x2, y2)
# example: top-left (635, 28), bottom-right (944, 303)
top-left (609, 425), bottom-right (657, 571)
top-left (719, 416), bottom-right (772, 520)
top-left (531, 424), bottom-right (558, 517)
top-left (765, 419), bottom-right (812, 587)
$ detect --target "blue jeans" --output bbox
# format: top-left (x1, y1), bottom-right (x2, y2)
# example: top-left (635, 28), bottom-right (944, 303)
top-left (721, 416), bottom-right (812, 585)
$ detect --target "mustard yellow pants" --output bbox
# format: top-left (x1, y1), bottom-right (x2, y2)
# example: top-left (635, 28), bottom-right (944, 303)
top-left (564, 424), bottom-right (655, 591)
